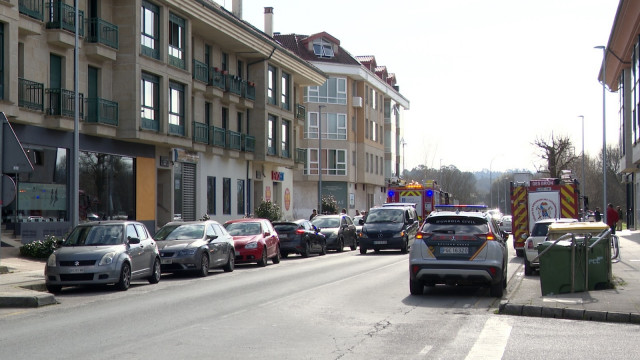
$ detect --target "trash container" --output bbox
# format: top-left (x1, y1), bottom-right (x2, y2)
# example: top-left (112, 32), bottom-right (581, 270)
top-left (537, 239), bottom-right (586, 296)
top-left (584, 234), bottom-right (612, 290)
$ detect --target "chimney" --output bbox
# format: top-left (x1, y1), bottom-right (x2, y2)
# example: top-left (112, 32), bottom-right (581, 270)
top-left (232, 0), bottom-right (242, 19)
top-left (264, 7), bottom-right (274, 37)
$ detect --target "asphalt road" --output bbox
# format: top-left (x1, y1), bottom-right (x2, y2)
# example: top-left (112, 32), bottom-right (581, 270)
top-left (1, 244), bottom-right (638, 359)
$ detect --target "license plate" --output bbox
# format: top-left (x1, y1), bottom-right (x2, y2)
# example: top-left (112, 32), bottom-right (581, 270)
top-left (440, 247), bottom-right (469, 254)
top-left (69, 268), bottom-right (85, 273)
top-left (279, 234), bottom-right (288, 239)
top-left (161, 259), bottom-right (173, 264)
top-left (374, 240), bottom-right (387, 245)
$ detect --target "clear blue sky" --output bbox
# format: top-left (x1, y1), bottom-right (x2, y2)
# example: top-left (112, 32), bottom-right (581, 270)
top-left (217, 0), bottom-right (620, 173)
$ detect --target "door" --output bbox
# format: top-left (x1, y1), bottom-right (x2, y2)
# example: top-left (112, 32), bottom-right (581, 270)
top-left (49, 54), bottom-right (62, 114)
top-left (88, 66), bottom-right (98, 122)
top-left (126, 224), bottom-right (146, 276)
top-left (205, 223), bottom-right (223, 267)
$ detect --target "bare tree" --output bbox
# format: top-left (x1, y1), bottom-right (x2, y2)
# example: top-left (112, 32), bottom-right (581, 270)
top-left (533, 134), bottom-right (578, 178)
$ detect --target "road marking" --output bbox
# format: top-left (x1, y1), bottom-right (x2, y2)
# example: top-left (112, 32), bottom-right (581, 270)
top-left (543, 298), bottom-right (583, 304)
top-left (629, 259), bottom-right (640, 262)
top-left (419, 345), bottom-right (433, 355)
top-left (464, 317), bottom-right (511, 360)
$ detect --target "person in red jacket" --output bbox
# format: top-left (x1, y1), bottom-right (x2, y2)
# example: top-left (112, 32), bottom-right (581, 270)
top-left (606, 203), bottom-right (619, 234)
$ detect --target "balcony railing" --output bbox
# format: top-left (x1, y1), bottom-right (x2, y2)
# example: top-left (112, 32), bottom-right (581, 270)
top-left (242, 134), bottom-right (255, 152)
top-left (169, 123), bottom-right (185, 136)
top-left (19, 0), bottom-right (44, 21)
top-left (211, 126), bottom-right (226, 147)
top-left (141, 117), bottom-right (159, 131)
top-left (226, 130), bottom-right (242, 150)
top-left (193, 121), bottom-right (209, 144)
top-left (295, 103), bottom-right (306, 120)
top-left (192, 60), bottom-right (209, 84)
top-left (85, 98), bottom-right (118, 126)
top-left (46, 1), bottom-right (84, 36)
top-left (46, 88), bottom-right (84, 118)
top-left (209, 68), bottom-right (226, 90)
top-left (225, 75), bottom-right (242, 96)
top-left (243, 81), bottom-right (256, 101)
top-left (295, 148), bottom-right (307, 164)
top-left (86, 18), bottom-right (118, 49)
top-left (18, 78), bottom-right (44, 111)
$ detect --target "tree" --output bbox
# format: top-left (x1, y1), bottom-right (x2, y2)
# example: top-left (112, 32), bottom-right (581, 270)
top-left (255, 201), bottom-right (281, 222)
top-left (533, 134), bottom-right (578, 178)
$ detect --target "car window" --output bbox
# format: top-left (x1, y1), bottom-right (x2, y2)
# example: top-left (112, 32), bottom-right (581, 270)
top-left (134, 224), bottom-right (149, 240)
top-left (127, 224), bottom-right (139, 240)
top-left (312, 217), bottom-right (339, 228)
top-left (274, 224), bottom-right (296, 232)
top-left (212, 224), bottom-right (229, 238)
top-left (206, 224), bottom-right (216, 238)
top-left (531, 223), bottom-right (551, 237)
top-left (422, 216), bottom-right (489, 234)
top-left (366, 209), bottom-right (404, 223)
top-left (226, 222), bottom-right (262, 236)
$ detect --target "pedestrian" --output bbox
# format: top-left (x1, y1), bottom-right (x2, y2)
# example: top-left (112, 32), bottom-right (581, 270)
top-left (606, 203), bottom-right (619, 234)
top-left (594, 207), bottom-right (602, 222)
top-left (617, 206), bottom-right (623, 231)
top-left (355, 209), bottom-right (360, 216)
top-left (341, 208), bottom-right (347, 214)
top-left (309, 209), bottom-right (317, 221)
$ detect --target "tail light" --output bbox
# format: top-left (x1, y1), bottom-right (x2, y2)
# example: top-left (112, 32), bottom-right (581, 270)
top-left (295, 229), bottom-right (305, 235)
top-left (416, 232), bottom-right (431, 240)
top-left (527, 240), bottom-right (534, 249)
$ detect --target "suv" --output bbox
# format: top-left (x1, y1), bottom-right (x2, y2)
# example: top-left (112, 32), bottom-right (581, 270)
top-left (523, 218), bottom-right (577, 275)
top-left (358, 205), bottom-right (419, 254)
top-left (409, 208), bottom-right (508, 297)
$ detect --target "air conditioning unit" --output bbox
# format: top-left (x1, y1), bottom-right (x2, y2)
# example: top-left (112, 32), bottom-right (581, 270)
top-left (352, 96), bottom-right (363, 108)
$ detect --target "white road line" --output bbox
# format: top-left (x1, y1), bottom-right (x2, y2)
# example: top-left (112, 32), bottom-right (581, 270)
top-left (419, 345), bottom-right (433, 355)
top-left (464, 317), bottom-right (512, 360)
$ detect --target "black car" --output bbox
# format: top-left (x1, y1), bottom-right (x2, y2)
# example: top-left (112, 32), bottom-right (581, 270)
top-left (311, 214), bottom-right (358, 252)
top-left (273, 219), bottom-right (327, 258)
top-left (358, 205), bottom-right (419, 254)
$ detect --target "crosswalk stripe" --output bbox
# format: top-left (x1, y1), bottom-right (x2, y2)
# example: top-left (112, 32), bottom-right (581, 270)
top-left (464, 317), bottom-right (512, 360)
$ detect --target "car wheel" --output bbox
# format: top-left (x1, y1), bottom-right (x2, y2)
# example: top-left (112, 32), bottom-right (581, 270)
top-left (116, 262), bottom-right (131, 291)
top-left (46, 284), bottom-right (62, 294)
top-left (350, 238), bottom-right (357, 251)
top-left (515, 249), bottom-right (524, 257)
top-left (223, 251), bottom-right (235, 272)
top-left (148, 257), bottom-right (161, 284)
top-left (257, 246), bottom-right (268, 267)
top-left (336, 238), bottom-right (344, 252)
top-left (490, 275), bottom-right (505, 298)
top-left (400, 238), bottom-right (409, 254)
top-left (524, 257), bottom-right (533, 276)
top-left (272, 246), bottom-right (281, 264)
top-left (319, 241), bottom-right (327, 256)
top-left (374, 248), bottom-right (381, 253)
top-left (198, 253), bottom-right (210, 277)
top-left (301, 240), bottom-right (310, 258)
top-left (360, 247), bottom-right (367, 255)
top-left (409, 279), bottom-right (424, 295)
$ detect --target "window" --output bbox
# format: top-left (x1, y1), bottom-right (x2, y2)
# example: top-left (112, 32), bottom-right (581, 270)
top-left (207, 176), bottom-right (216, 215)
top-left (168, 13), bottom-right (186, 68)
top-left (268, 115), bottom-right (277, 155)
top-left (237, 179), bottom-right (245, 215)
top-left (141, 1), bottom-right (159, 59)
top-left (205, 102), bottom-right (211, 126)
top-left (222, 107), bottom-right (228, 129)
top-left (222, 52), bottom-right (228, 71)
top-left (305, 149), bottom-right (347, 176)
top-left (268, 65), bottom-right (277, 105)
top-left (305, 112), bottom-right (346, 140)
top-left (237, 60), bottom-right (244, 78)
top-left (304, 77), bottom-right (347, 104)
top-left (0, 23), bottom-right (3, 99)
top-left (306, 112), bottom-right (319, 139)
top-left (223, 178), bottom-right (231, 215)
top-left (312, 38), bottom-right (334, 58)
top-left (141, 72), bottom-right (159, 131)
top-left (281, 72), bottom-right (290, 110)
top-left (237, 112), bottom-right (243, 132)
top-left (168, 81), bottom-right (185, 135)
top-left (281, 120), bottom-right (290, 158)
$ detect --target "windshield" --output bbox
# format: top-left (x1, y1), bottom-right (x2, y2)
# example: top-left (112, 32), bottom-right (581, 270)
top-left (312, 217), bottom-right (340, 228)
top-left (531, 223), bottom-right (551, 237)
top-left (225, 222), bottom-right (262, 236)
top-left (155, 224), bottom-right (205, 241)
top-left (64, 224), bottom-right (124, 246)
top-left (365, 209), bottom-right (404, 223)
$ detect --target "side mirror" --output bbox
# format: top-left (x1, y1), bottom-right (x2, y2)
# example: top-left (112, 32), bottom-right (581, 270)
top-left (359, 219), bottom-right (364, 225)
top-left (407, 218), bottom-right (414, 224)
top-left (520, 233), bottom-right (528, 240)
top-left (128, 236), bottom-right (141, 245)
top-left (207, 234), bottom-right (218, 242)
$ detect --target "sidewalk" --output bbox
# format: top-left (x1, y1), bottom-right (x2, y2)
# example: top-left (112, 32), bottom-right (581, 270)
top-left (1, 230), bottom-right (640, 322)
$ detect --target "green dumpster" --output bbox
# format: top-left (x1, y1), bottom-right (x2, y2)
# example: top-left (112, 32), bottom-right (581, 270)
top-left (537, 240), bottom-right (586, 296)
top-left (584, 235), bottom-right (612, 290)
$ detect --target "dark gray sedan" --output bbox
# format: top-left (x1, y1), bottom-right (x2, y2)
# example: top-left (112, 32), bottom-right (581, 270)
top-left (311, 214), bottom-right (357, 252)
top-left (155, 220), bottom-right (235, 276)
top-left (273, 219), bottom-right (326, 258)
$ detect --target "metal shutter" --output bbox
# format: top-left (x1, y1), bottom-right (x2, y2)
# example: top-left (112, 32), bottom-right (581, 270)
top-left (182, 163), bottom-right (196, 221)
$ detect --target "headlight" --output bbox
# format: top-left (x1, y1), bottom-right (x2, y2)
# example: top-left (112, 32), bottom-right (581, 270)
top-left (395, 230), bottom-right (406, 238)
top-left (99, 251), bottom-right (116, 266)
top-left (47, 254), bottom-right (56, 267)
top-left (178, 248), bottom-right (198, 256)
top-left (359, 232), bottom-right (369, 238)
top-left (245, 242), bottom-right (258, 249)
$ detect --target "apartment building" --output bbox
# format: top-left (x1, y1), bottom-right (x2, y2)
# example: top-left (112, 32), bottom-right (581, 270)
top-left (0, 0), bottom-right (325, 241)
top-left (274, 32), bottom-right (410, 218)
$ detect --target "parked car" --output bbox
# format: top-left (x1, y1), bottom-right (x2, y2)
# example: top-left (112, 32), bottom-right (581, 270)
top-left (499, 215), bottom-right (512, 234)
top-left (311, 214), bottom-right (357, 252)
top-left (273, 219), bottom-right (326, 258)
top-left (409, 208), bottom-right (508, 297)
top-left (154, 220), bottom-right (235, 276)
top-left (523, 218), bottom-right (578, 275)
top-left (44, 221), bottom-right (161, 293)
top-left (358, 205), bottom-right (419, 254)
top-left (224, 218), bottom-right (281, 267)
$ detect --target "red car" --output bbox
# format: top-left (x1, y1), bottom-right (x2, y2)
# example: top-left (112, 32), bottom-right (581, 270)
top-left (223, 218), bottom-right (281, 267)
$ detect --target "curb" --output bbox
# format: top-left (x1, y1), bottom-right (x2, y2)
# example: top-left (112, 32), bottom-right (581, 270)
top-left (498, 301), bottom-right (640, 324)
top-left (0, 281), bottom-right (57, 308)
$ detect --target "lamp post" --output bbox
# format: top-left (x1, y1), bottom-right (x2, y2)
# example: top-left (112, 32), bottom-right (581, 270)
top-left (595, 45), bottom-right (607, 223)
top-left (400, 138), bottom-right (406, 176)
top-left (489, 156), bottom-right (501, 208)
top-left (318, 105), bottom-right (325, 213)
top-left (578, 115), bottom-right (585, 218)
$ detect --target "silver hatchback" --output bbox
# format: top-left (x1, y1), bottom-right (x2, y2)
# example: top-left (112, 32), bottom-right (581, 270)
top-left (45, 221), bottom-right (161, 293)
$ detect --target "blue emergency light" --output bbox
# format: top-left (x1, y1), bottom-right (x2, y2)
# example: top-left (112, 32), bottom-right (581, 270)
top-left (388, 190), bottom-right (395, 197)
top-left (426, 189), bottom-right (433, 197)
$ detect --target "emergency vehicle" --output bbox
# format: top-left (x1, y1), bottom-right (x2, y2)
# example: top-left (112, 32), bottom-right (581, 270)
top-left (387, 180), bottom-right (453, 221)
top-left (509, 172), bottom-right (580, 257)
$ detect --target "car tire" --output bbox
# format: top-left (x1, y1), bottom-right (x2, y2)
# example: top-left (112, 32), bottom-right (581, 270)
top-left (223, 251), bottom-right (235, 272)
top-left (319, 241), bottom-right (327, 256)
top-left (301, 240), bottom-right (310, 258)
top-left (336, 238), bottom-right (344, 253)
top-left (490, 277), bottom-right (504, 298)
top-left (116, 262), bottom-right (131, 291)
top-left (360, 247), bottom-right (367, 255)
top-left (198, 253), bottom-right (210, 277)
top-left (148, 257), bottom-right (161, 284)
top-left (409, 279), bottom-right (424, 295)
top-left (281, 252), bottom-right (289, 258)
top-left (46, 284), bottom-right (62, 294)
top-left (516, 249), bottom-right (524, 257)
top-left (524, 257), bottom-right (533, 276)
top-left (272, 246), bottom-right (281, 264)
top-left (400, 238), bottom-right (409, 254)
top-left (257, 247), bottom-right (268, 267)
top-left (350, 239), bottom-right (357, 251)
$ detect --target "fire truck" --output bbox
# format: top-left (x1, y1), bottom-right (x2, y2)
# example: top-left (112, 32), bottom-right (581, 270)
top-left (509, 172), bottom-right (580, 257)
top-left (386, 180), bottom-right (453, 221)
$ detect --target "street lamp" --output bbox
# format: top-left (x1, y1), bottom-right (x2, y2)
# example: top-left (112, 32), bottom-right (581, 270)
top-left (400, 138), bottom-right (407, 176)
top-left (318, 105), bottom-right (325, 213)
top-left (595, 45), bottom-right (607, 223)
top-left (578, 115), bottom-right (585, 218)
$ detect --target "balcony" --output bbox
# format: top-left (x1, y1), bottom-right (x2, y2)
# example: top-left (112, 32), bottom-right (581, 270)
top-left (209, 68), bottom-right (226, 90)
top-left (295, 148), bottom-right (307, 164)
top-left (192, 59), bottom-right (209, 84)
top-left (242, 134), bottom-right (255, 152)
top-left (19, 0), bottom-right (44, 21)
top-left (225, 75), bottom-right (242, 96)
top-left (85, 98), bottom-right (118, 126)
top-left (242, 81), bottom-right (256, 101)
top-left (46, 1), bottom-right (84, 35)
top-left (211, 126), bottom-right (226, 147)
top-left (141, 117), bottom-right (159, 132)
top-left (46, 88), bottom-right (83, 118)
top-left (193, 121), bottom-right (208, 144)
top-left (169, 123), bottom-right (185, 136)
top-left (86, 18), bottom-right (118, 49)
top-left (18, 78), bottom-right (44, 112)
top-left (295, 103), bottom-right (306, 120)
top-left (226, 130), bottom-right (242, 150)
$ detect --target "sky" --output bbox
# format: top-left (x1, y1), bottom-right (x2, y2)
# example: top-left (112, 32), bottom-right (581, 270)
top-left (215, 0), bottom-right (621, 173)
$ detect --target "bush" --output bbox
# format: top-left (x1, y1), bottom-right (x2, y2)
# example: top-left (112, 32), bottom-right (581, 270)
top-left (321, 194), bottom-right (338, 214)
top-left (19, 235), bottom-right (62, 259)
top-left (255, 201), bottom-right (282, 222)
